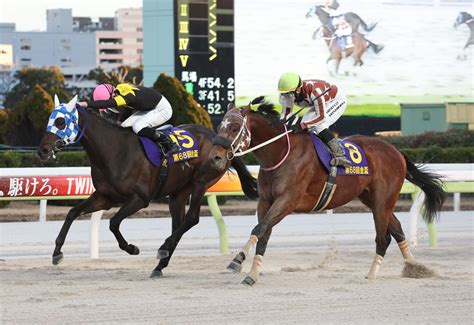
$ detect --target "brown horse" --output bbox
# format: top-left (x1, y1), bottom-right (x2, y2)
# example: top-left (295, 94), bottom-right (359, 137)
top-left (313, 5), bottom-right (384, 75)
top-left (209, 97), bottom-right (445, 286)
top-left (38, 95), bottom-right (258, 277)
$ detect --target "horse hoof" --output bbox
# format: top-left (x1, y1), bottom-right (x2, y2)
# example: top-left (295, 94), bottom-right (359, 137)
top-left (52, 253), bottom-right (63, 265)
top-left (126, 244), bottom-right (140, 255)
top-left (241, 276), bottom-right (256, 286)
top-left (150, 270), bottom-right (163, 278)
top-left (157, 250), bottom-right (169, 259)
top-left (227, 261), bottom-right (242, 273)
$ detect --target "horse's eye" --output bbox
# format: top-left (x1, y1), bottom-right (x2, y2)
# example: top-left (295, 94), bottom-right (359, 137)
top-left (54, 117), bottom-right (66, 130)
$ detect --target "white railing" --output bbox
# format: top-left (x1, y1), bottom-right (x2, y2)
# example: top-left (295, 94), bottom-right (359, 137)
top-left (1, 164), bottom-right (472, 257)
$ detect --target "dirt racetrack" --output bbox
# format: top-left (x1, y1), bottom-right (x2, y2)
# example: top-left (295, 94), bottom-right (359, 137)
top-left (1, 211), bottom-right (473, 324)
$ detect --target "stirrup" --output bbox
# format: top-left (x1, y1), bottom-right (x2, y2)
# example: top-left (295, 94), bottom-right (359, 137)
top-left (330, 156), bottom-right (352, 167)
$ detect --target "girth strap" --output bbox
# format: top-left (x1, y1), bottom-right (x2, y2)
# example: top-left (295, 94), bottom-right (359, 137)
top-left (312, 165), bottom-right (338, 212)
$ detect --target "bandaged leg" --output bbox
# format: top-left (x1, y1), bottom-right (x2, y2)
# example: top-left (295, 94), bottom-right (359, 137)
top-left (242, 254), bottom-right (263, 286)
top-left (227, 235), bottom-right (258, 273)
top-left (367, 254), bottom-right (383, 280)
top-left (398, 240), bottom-right (416, 263)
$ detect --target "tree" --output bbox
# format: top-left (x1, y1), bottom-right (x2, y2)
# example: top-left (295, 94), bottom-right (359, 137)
top-left (153, 73), bottom-right (212, 128)
top-left (0, 109), bottom-right (8, 144)
top-left (4, 66), bottom-right (70, 109)
top-left (6, 85), bottom-right (54, 146)
top-left (87, 65), bottom-right (143, 86)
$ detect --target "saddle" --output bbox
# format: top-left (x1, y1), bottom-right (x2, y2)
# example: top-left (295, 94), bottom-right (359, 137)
top-left (139, 126), bottom-right (199, 167)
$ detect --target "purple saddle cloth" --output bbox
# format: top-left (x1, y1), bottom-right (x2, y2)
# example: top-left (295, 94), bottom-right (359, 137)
top-left (139, 127), bottom-right (199, 167)
top-left (310, 133), bottom-right (370, 176)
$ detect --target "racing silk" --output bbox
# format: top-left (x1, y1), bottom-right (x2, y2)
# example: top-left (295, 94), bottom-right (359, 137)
top-left (280, 79), bottom-right (339, 128)
top-left (86, 84), bottom-right (164, 111)
top-left (327, 7), bottom-right (351, 37)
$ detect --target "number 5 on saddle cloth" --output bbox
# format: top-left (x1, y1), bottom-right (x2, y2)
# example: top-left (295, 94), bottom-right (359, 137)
top-left (138, 126), bottom-right (199, 167)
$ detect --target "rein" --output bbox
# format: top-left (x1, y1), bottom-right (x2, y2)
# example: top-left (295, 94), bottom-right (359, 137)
top-left (226, 111), bottom-right (293, 171)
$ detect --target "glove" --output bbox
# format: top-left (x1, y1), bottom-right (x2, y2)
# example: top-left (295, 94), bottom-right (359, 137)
top-left (285, 115), bottom-right (304, 133)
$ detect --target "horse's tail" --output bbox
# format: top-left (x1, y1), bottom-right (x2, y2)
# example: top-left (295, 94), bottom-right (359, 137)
top-left (360, 18), bottom-right (377, 32)
top-left (366, 39), bottom-right (384, 54)
top-left (231, 157), bottom-right (259, 199)
top-left (403, 153), bottom-right (446, 223)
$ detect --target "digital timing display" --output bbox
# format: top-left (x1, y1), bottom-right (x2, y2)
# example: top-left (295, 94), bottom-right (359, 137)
top-left (174, 0), bottom-right (235, 128)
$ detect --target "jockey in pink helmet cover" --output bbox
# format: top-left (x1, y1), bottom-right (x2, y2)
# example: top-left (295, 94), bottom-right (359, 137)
top-left (79, 83), bottom-right (179, 155)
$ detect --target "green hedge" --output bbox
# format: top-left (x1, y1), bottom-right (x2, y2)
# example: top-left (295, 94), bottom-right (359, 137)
top-left (384, 129), bottom-right (474, 148)
top-left (0, 150), bottom-right (90, 167)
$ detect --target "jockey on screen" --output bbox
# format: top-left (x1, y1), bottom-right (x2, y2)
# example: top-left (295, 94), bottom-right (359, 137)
top-left (325, 0), bottom-right (353, 51)
top-left (78, 83), bottom-right (179, 155)
top-left (278, 72), bottom-right (351, 167)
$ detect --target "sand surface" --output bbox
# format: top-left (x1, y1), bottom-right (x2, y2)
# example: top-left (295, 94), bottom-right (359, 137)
top-left (1, 211), bottom-right (473, 324)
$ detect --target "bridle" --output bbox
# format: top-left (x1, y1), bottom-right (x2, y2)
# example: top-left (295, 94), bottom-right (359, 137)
top-left (51, 106), bottom-right (88, 157)
top-left (217, 109), bottom-right (292, 171)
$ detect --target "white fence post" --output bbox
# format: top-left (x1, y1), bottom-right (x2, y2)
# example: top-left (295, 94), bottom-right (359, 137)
top-left (453, 193), bottom-right (461, 212)
top-left (408, 190), bottom-right (425, 248)
top-left (39, 200), bottom-right (47, 222)
top-left (89, 211), bottom-right (104, 259)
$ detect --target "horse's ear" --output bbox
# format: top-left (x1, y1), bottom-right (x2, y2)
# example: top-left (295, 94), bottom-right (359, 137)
top-left (66, 95), bottom-right (78, 112)
top-left (227, 102), bottom-right (235, 111)
top-left (241, 106), bottom-right (251, 116)
top-left (54, 94), bottom-right (60, 107)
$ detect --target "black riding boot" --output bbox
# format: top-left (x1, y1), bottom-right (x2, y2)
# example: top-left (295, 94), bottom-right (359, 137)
top-left (138, 127), bottom-right (179, 155)
top-left (317, 128), bottom-right (352, 167)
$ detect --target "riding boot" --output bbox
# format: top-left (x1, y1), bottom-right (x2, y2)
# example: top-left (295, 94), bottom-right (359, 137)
top-left (138, 127), bottom-right (179, 155)
top-left (318, 128), bottom-right (352, 167)
top-left (155, 131), bottom-right (180, 156)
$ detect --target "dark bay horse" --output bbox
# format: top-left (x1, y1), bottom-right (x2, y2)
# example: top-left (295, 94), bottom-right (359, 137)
top-left (454, 11), bottom-right (474, 60)
top-left (312, 5), bottom-right (384, 75)
top-left (209, 98), bottom-right (445, 286)
top-left (38, 95), bottom-right (258, 277)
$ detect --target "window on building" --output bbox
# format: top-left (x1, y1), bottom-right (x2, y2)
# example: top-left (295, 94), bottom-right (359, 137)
top-left (137, 38), bottom-right (143, 43)
top-left (63, 46), bottom-right (71, 51)
top-left (137, 49), bottom-right (143, 54)
top-left (60, 58), bottom-right (71, 62)
top-left (20, 58), bottom-right (31, 62)
top-left (137, 27), bottom-right (143, 32)
top-left (422, 112), bottom-right (430, 121)
top-left (20, 45), bottom-right (31, 50)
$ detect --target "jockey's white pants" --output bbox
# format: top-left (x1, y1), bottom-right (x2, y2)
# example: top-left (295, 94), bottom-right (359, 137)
top-left (302, 92), bottom-right (347, 133)
top-left (120, 96), bottom-right (173, 133)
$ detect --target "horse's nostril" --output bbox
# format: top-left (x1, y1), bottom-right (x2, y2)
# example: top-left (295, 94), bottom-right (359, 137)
top-left (213, 156), bottom-right (222, 162)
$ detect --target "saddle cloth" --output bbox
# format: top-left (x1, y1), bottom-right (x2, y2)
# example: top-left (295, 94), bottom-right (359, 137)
top-left (139, 127), bottom-right (199, 167)
top-left (310, 133), bottom-right (370, 176)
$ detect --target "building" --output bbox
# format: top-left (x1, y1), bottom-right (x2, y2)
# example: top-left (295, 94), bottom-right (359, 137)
top-left (400, 102), bottom-right (474, 135)
top-left (0, 7), bottom-right (143, 104)
top-left (143, 0), bottom-right (175, 86)
top-left (96, 8), bottom-right (143, 69)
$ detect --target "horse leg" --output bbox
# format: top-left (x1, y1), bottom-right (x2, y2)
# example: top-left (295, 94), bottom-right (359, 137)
top-left (227, 199), bottom-right (271, 273)
top-left (53, 192), bottom-right (112, 265)
top-left (152, 186), bottom-right (205, 277)
top-left (367, 206), bottom-right (391, 279)
top-left (234, 198), bottom-right (293, 286)
top-left (241, 228), bottom-right (273, 286)
top-left (359, 189), bottom-right (393, 279)
top-left (150, 190), bottom-right (189, 278)
top-left (109, 195), bottom-right (148, 255)
top-left (389, 213), bottom-right (416, 263)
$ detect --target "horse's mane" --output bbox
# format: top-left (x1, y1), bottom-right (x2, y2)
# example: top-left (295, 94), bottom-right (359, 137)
top-left (250, 96), bottom-right (280, 120)
top-left (86, 108), bottom-right (128, 131)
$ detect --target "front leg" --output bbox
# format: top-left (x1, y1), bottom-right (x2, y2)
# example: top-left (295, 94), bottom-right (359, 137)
top-left (109, 194), bottom-right (148, 255)
top-left (227, 199), bottom-right (272, 273)
top-left (53, 192), bottom-right (112, 265)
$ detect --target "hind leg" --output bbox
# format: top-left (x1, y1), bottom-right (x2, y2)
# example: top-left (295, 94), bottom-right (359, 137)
top-left (359, 190), bottom-right (393, 279)
top-left (389, 213), bottom-right (416, 263)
